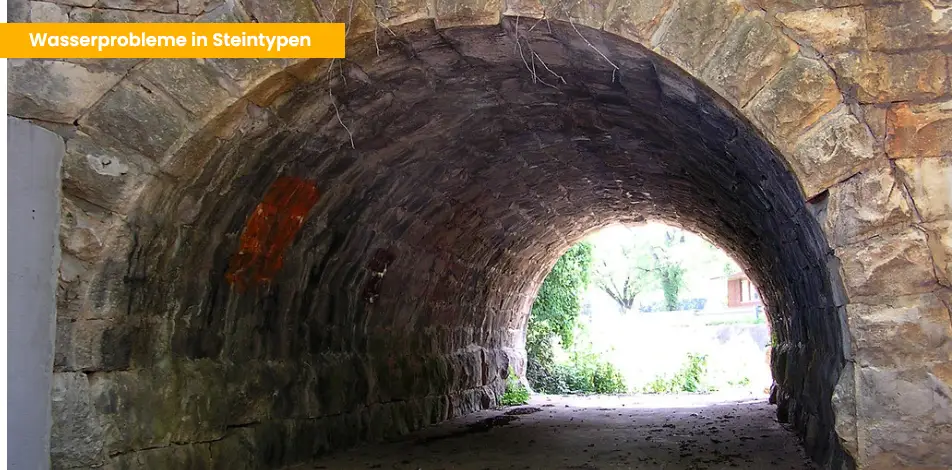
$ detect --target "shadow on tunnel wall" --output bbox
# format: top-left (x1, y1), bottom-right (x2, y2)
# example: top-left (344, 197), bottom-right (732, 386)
top-left (51, 19), bottom-right (855, 470)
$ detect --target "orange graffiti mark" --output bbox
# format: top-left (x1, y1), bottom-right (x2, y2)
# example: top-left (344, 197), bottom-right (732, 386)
top-left (226, 176), bottom-right (319, 291)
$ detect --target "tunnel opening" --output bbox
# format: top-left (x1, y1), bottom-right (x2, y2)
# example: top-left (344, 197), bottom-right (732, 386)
top-left (53, 19), bottom-right (855, 470)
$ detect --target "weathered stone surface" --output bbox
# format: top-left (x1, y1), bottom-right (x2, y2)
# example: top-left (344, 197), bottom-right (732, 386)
top-left (62, 131), bottom-right (157, 213)
top-left (653, 0), bottom-right (744, 72)
top-left (195, 0), bottom-right (249, 22)
top-left (824, 166), bottom-right (913, 247)
top-left (830, 50), bottom-right (949, 103)
top-left (51, 372), bottom-right (104, 469)
top-left (775, 6), bottom-right (864, 55)
top-left (789, 107), bottom-right (878, 198)
top-left (239, 0), bottom-right (317, 22)
top-left (923, 220), bottom-right (952, 286)
top-left (885, 100), bottom-right (952, 160)
top-left (90, 361), bottom-right (228, 454)
top-left (97, 0), bottom-right (177, 12)
top-left (745, 56), bottom-right (841, 142)
top-left (179, 0), bottom-right (221, 14)
top-left (831, 363), bottom-right (858, 459)
top-left (854, 366), bottom-right (952, 469)
top-left (838, 227), bottom-right (938, 299)
top-left (376, 0), bottom-right (429, 25)
top-left (79, 79), bottom-right (192, 160)
top-left (31, 1), bottom-right (69, 21)
top-left (139, 59), bottom-right (238, 118)
top-left (69, 7), bottom-right (194, 21)
top-left (9, 0), bottom-right (30, 21)
top-left (603, 0), bottom-right (673, 43)
top-left (42, 0), bottom-right (95, 6)
top-left (435, 0), bottom-right (501, 28)
top-left (847, 293), bottom-right (952, 369)
top-left (895, 157), bottom-right (952, 223)
top-left (60, 197), bottom-right (124, 263)
top-left (700, 11), bottom-right (798, 106)
top-left (866, 1), bottom-right (952, 51)
top-left (8, 60), bottom-right (124, 123)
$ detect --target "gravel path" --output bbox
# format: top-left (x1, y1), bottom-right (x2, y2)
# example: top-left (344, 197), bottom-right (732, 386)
top-left (301, 393), bottom-right (818, 470)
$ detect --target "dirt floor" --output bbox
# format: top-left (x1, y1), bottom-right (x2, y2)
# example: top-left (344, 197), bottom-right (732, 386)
top-left (300, 392), bottom-right (818, 470)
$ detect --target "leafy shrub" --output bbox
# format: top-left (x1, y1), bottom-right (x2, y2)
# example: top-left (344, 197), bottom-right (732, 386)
top-left (500, 367), bottom-right (530, 406)
top-left (642, 353), bottom-right (710, 394)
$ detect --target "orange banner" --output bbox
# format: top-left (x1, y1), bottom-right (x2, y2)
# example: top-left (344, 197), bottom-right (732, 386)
top-left (0, 22), bottom-right (345, 58)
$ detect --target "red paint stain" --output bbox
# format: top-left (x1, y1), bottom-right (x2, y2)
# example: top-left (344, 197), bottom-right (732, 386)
top-left (226, 176), bottom-right (319, 291)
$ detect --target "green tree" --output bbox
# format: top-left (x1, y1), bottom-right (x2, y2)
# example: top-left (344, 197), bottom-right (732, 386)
top-left (591, 229), bottom-right (655, 312)
top-left (653, 229), bottom-right (687, 311)
top-left (525, 242), bottom-right (593, 392)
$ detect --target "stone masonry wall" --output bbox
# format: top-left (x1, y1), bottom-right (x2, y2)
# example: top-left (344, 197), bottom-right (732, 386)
top-left (7, 0), bottom-right (951, 469)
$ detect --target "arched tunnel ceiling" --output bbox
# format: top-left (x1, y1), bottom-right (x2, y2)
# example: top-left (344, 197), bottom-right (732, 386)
top-left (69, 20), bottom-right (850, 469)
top-left (19, 1), bottom-right (949, 469)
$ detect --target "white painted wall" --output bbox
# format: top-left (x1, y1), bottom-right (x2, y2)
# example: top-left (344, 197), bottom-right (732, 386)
top-left (7, 117), bottom-right (63, 470)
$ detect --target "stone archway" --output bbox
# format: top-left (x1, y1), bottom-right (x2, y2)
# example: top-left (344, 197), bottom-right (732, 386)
top-left (8, 0), bottom-right (951, 469)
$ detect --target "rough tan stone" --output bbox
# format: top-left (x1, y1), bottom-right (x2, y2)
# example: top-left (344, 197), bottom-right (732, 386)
top-left (97, 0), bottom-right (177, 12)
top-left (31, 1), bottom-right (68, 21)
top-left (436, 0), bottom-right (502, 28)
top-left (179, 0), bottom-right (222, 15)
top-left (775, 6), bottom-right (864, 55)
top-left (138, 59), bottom-right (239, 118)
top-left (653, 0), bottom-right (744, 72)
top-left (60, 197), bottom-right (124, 263)
top-left (830, 50), bottom-right (949, 103)
top-left (8, 60), bottom-right (124, 123)
top-left (40, 0), bottom-right (94, 6)
top-left (846, 293), bottom-right (952, 369)
top-left (79, 79), bottom-right (193, 160)
top-left (895, 157), bottom-right (952, 223)
top-left (239, 0), bottom-right (317, 21)
top-left (885, 100), bottom-right (952, 160)
top-left (603, 0), bottom-right (674, 42)
top-left (699, 11), bottom-right (798, 106)
top-left (866, 1), bottom-right (952, 51)
top-left (745, 56), bottom-right (841, 143)
top-left (789, 107), bottom-right (878, 198)
top-left (374, 0), bottom-right (428, 25)
top-left (923, 220), bottom-right (952, 286)
top-left (838, 227), bottom-right (938, 299)
top-left (62, 131), bottom-right (158, 213)
top-left (51, 372), bottom-right (105, 469)
top-left (68, 7), bottom-right (193, 21)
top-left (824, 166), bottom-right (913, 247)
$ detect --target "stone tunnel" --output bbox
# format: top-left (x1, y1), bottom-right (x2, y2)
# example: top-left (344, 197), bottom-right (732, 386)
top-left (6, 0), bottom-right (952, 468)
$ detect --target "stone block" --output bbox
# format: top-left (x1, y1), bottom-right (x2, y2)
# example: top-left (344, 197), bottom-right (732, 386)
top-left (837, 227), bottom-right (938, 300)
top-left (830, 50), bottom-right (949, 103)
top-left (195, 0), bottom-right (249, 22)
top-left (31, 1), bottom-right (68, 21)
top-left (62, 131), bottom-right (157, 213)
top-left (823, 165), bottom-right (912, 247)
top-left (923, 220), bottom-right (952, 286)
top-left (8, 59), bottom-right (124, 123)
top-left (700, 11), bottom-right (798, 106)
top-left (831, 362), bottom-right (858, 458)
top-left (603, 0), bottom-right (673, 43)
top-left (885, 100), bottom-right (952, 160)
top-left (239, 0), bottom-right (318, 22)
top-left (59, 196), bottom-right (124, 263)
top-left (846, 293), bottom-right (952, 369)
top-left (51, 372), bottom-right (104, 469)
top-left (775, 6), bottom-right (864, 55)
top-left (79, 79), bottom-right (192, 160)
top-left (68, 7), bottom-right (193, 22)
top-left (9, 0), bottom-right (30, 21)
top-left (89, 360), bottom-right (228, 454)
top-left (180, 0), bottom-right (222, 14)
top-left (745, 56), bottom-right (841, 143)
top-left (854, 366), bottom-right (952, 467)
top-left (895, 157), bottom-right (952, 223)
top-left (138, 59), bottom-right (239, 118)
top-left (97, 0), bottom-right (177, 12)
top-left (866, 1), bottom-right (952, 51)
top-left (435, 0), bottom-right (501, 28)
top-left (653, 0), bottom-right (744, 72)
top-left (376, 0), bottom-right (430, 26)
top-left (789, 107), bottom-right (878, 198)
